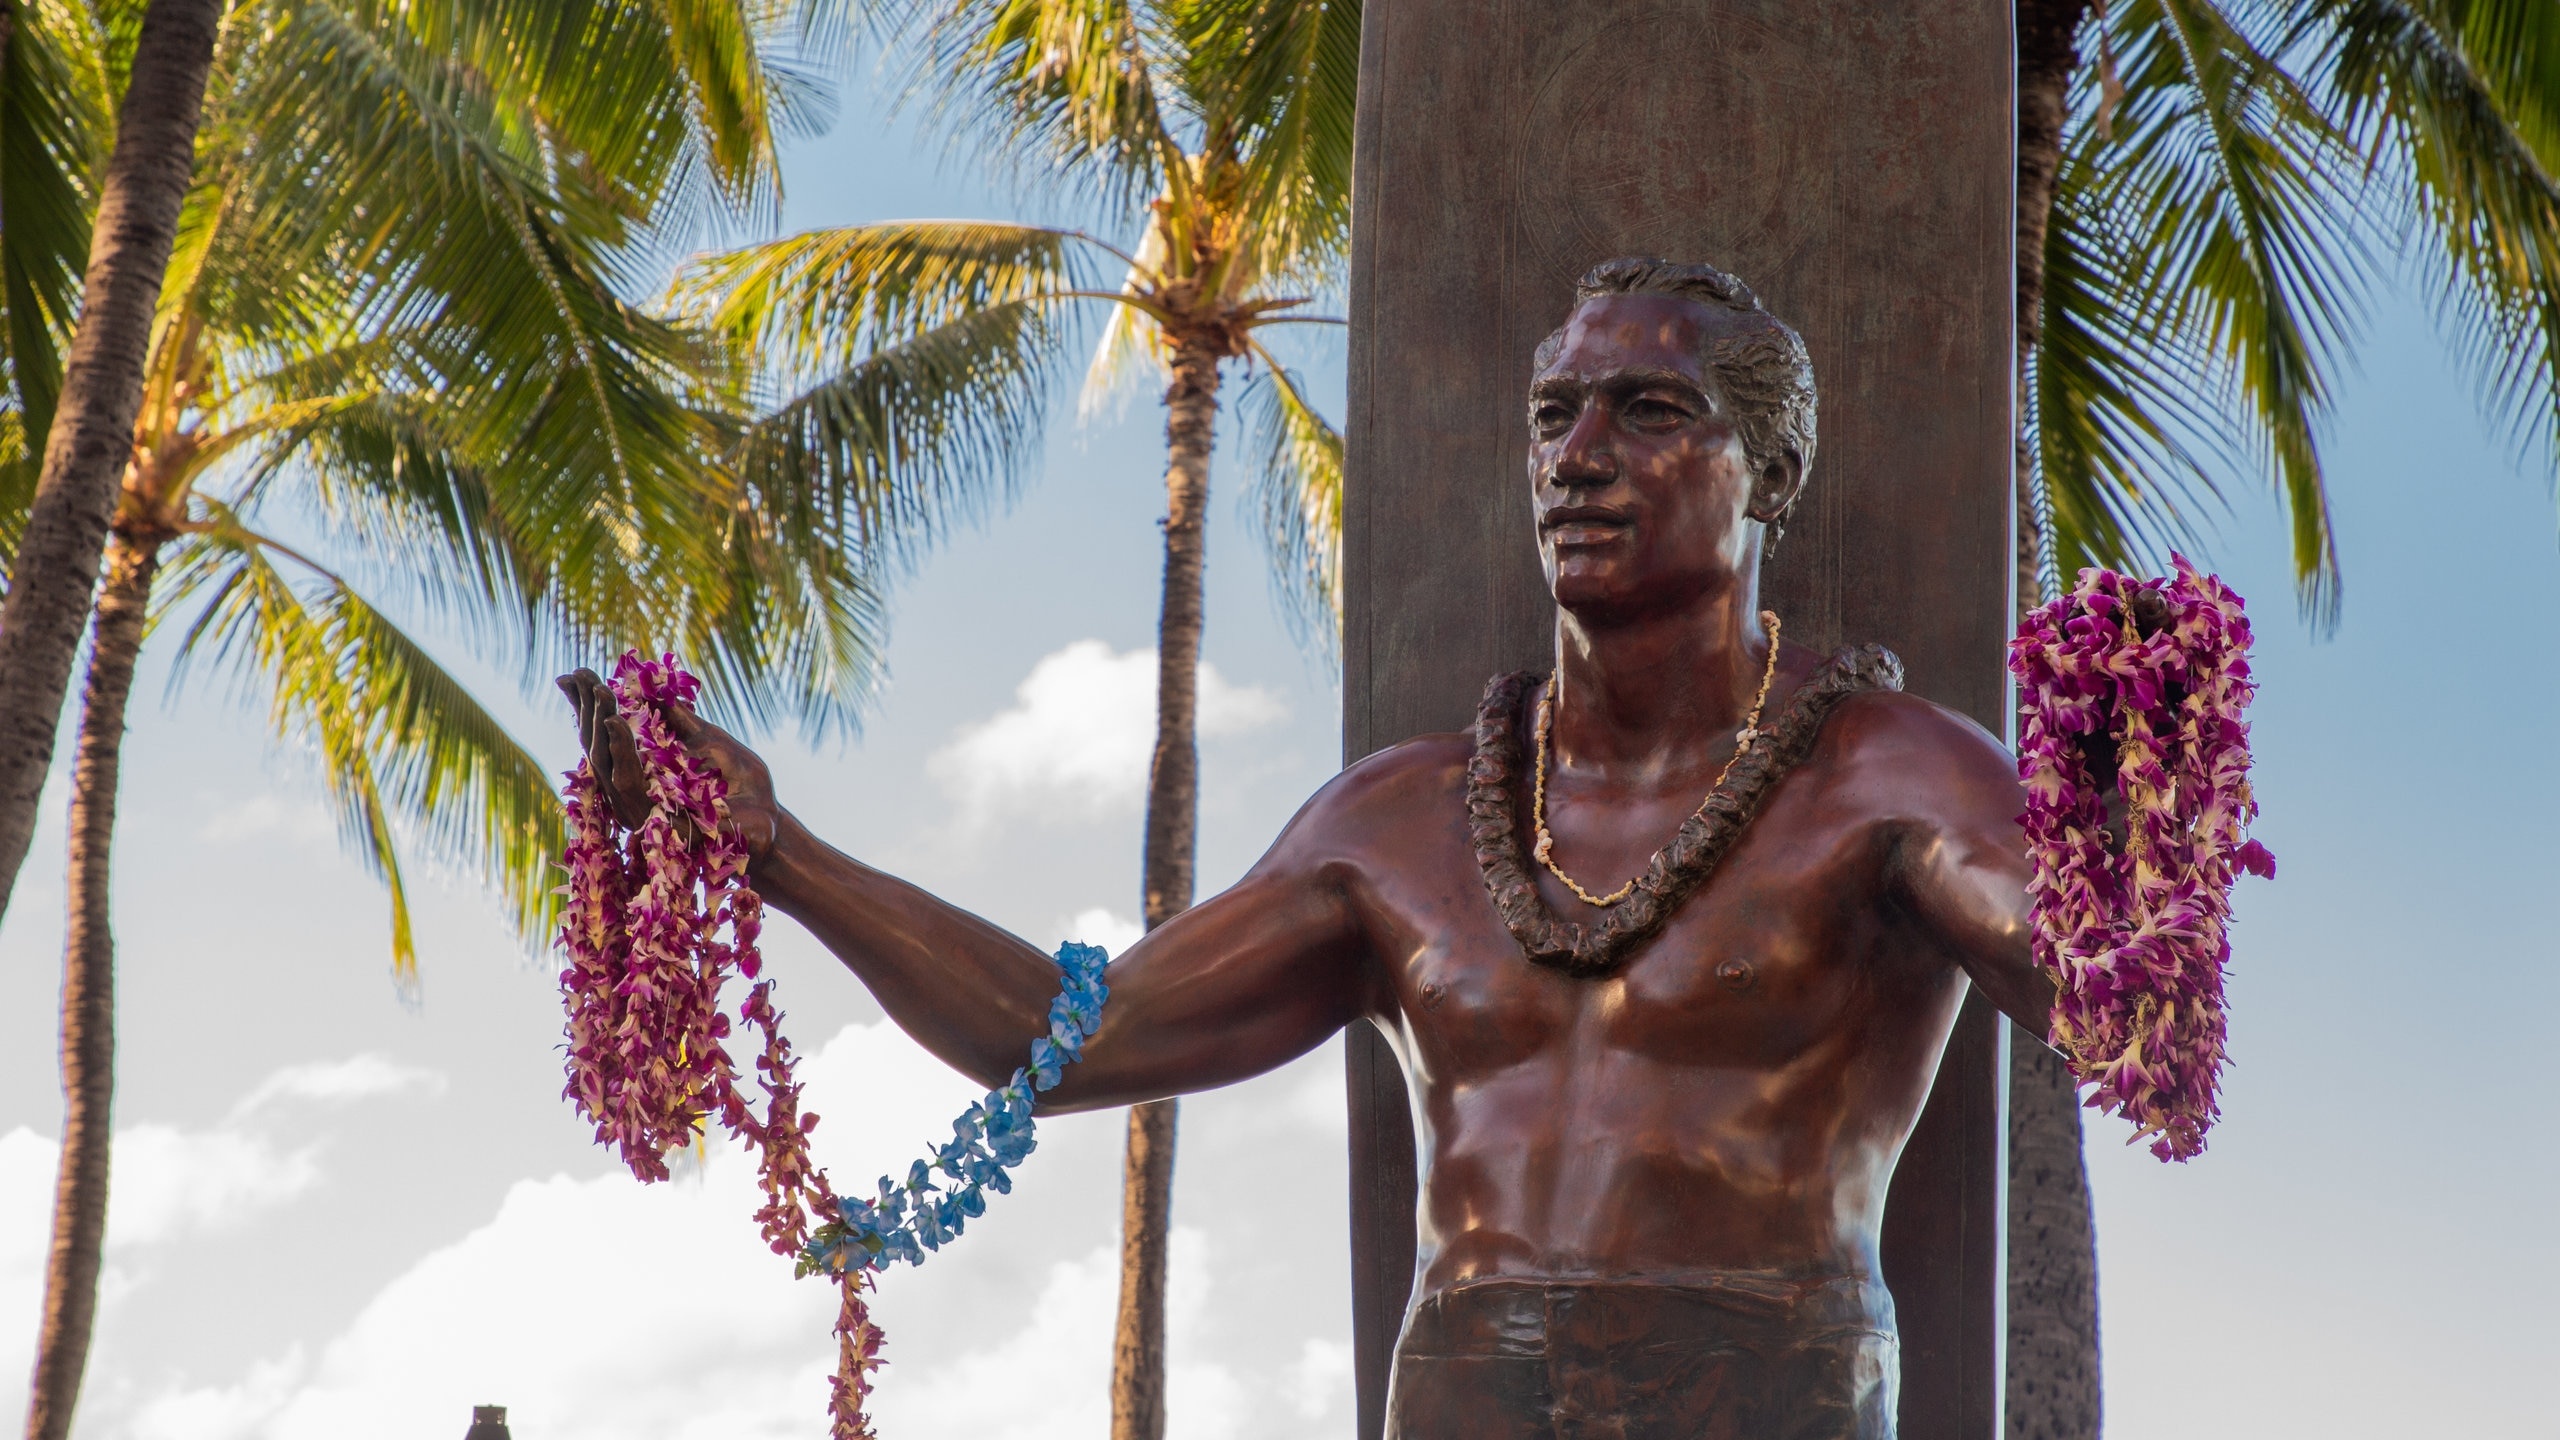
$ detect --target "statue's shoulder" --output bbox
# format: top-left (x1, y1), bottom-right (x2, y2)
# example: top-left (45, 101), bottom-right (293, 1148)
top-left (1326, 664), bottom-right (1558, 808)
top-left (1820, 679), bottom-right (2017, 794)
top-left (1324, 727), bottom-right (1477, 808)
top-left (1297, 667), bottom-right (1535, 852)
top-left (1254, 728), bottom-right (1473, 874)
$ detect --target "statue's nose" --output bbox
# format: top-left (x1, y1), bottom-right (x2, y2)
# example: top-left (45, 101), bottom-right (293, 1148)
top-left (1551, 425), bottom-right (1619, 489)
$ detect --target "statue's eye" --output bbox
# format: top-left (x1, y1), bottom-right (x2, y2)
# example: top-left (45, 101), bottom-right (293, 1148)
top-left (1533, 402), bottom-right (1575, 432)
top-left (1625, 397), bottom-right (1687, 425)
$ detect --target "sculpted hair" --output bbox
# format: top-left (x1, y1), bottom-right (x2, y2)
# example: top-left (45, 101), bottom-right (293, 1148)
top-left (1535, 257), bottom-right (1819, 527)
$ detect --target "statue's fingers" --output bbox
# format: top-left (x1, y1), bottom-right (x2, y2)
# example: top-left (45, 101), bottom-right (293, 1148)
top-left (606, 714), bottom-right (642, 770)
top-left (604, 717), bottom-right (650, 825)
top-left (661, 703), bottom-right (710, 745)
top-left (579, 684), bottom-right (604, 755)
top-left (582, 699), bottom-right (612, 788)
top-left (565, 669), bottom-right (609, 754)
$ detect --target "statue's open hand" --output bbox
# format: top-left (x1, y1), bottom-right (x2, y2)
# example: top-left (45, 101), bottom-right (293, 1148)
top-left (555, 668), bottom-right (785, 869)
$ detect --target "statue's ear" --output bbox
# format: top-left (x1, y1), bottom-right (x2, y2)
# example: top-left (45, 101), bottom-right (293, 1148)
top-left (1744, 449), bottom-right (1806, 524)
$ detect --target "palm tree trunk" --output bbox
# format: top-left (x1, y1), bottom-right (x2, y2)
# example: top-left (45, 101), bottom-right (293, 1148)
top-left (24, 534), bottom-right (158, 1440)
top-left (2006, 1042), bottom-right (2102, 1439)
top-left (0, 0), bottom-right (219, 934)
top-left (2008, 4), bottom-right (2104, 1438)
top-left (2015, 0), bottom-right (2094, 596)
top-left (1111, 340), bottom-right (1220, 1440)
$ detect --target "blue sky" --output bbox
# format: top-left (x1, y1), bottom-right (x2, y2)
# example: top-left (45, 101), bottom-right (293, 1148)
top-left (0, 60), bottom-right (2554, 1440)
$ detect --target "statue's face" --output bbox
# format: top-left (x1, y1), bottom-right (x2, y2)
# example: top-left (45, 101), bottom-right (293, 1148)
top-left (1528, 293), bottom-right (1781, 619)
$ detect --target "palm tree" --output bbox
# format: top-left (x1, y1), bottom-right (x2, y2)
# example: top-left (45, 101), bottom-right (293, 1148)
top-left (670, 2), bottom-right (1356, 1433)
top-left (0, 0), bottom-right (224, 949)
top-left (1, 4), bottom-right (882, 1436)
top-left (2009, 3), bottom-right (2560, 1434)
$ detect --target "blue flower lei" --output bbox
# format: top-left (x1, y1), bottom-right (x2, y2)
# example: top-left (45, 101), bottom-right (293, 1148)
top-left (800, 941), bottom-right (1110, 1276)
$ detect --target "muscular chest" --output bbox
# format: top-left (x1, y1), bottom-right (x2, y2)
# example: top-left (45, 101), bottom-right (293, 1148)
top-left (1370, 780), bottom-right (1893, 1079)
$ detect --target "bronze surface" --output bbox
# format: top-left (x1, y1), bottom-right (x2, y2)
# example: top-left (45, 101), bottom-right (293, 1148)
top-left (1344, 4), bottom-right (2017, 1437)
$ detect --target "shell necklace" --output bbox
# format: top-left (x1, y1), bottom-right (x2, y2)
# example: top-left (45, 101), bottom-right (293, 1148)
top-left (1531, 610), bottom-right (1784, 908)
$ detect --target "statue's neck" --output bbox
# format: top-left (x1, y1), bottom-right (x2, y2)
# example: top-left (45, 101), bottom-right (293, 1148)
top-left (1551, 584), bottom-right (1772, 772)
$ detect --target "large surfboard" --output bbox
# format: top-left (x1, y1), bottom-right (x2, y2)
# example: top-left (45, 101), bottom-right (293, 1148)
top-left (1340, 3), bottom-right (2016, 1437)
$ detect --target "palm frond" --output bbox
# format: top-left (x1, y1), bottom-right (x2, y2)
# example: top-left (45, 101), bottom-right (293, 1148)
top-left (222, 0), bottom-right (711, 384)
top-left (652, 0), bottom-right (792, 202)
top-left (219, 354), bottom-right (861, 736)
top-left (1168, 0), bottom-right (1356, 287)
top-left (163, 515), bottom-right (568, 982)
top-left (226, 326), bottom-right (895, 740)
top-left (1237, 342), bottom-right (1340, 652)
top-left (2294, 0), bottom-right (2560, 460)
top-left (2039, 149), bottom-right (2242, 578)
top-left (884, 0), bottom-right (1181, 211)
top-left (1078, 214), bottom-right (1171, 418)
top-left (1, 0), bottom-right (116, 554)
top-left (731, 298), bottom-right (1074, 565)
top-left (673, 218), bottom-right (1097, 376)
top-left (2059, 0), bottom-right (2368, 621)
top-left (672, 220), bottom-right (1109, 607)
top-left (0, 402), bottom-right (28, 571)
top-left (231, 385), bottom-right (541, 629)
top-left (206, 0), bottom-right (765, 645)
top-left (85, 0), bottom-right (149, 90)
top-left (258, 332), bottom-right (718, 641)
top-left (676, 476), bottom-right (896, 742)
top-left (1, 0), bottom-right (888, 996)
top-left (343, 0), bottom-right (834, 238)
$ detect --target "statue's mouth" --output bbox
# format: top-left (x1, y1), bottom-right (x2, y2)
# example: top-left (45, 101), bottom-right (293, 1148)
top-left (1542, 506), bottom-right (1632, 545)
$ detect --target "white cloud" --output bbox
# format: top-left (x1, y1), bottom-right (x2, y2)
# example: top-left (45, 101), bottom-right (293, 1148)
top-left (0, 1128), bottom-right (62, 1389)
top-left (119, 1021), bottom-right (1005, 1440)
top-left (0, 1122), bottom-right (322, 1286)
top-left (1283, 1338), bottom-right (1354, 1421)
top-left (127, 1353), bottom-right (310, 1440)
top-left (927, 641), bottom-right (1285, 827)
top-left (871, 1230), bottom-right (1246, 1440)
top-left (128, 1155), bottom-right (838, 1440)
top-left (115, 1022), bottom-right (1352, 1440)
top-left (107, 1124), bottom-right (323, 1246)
top-left (1280, 1059), bottom-right (1349, 1137)
top-left (877, 1241), bottom-right (1121, 1438)
top-left (1058, 907), bottom-right (1145, 958)
top-left (0, 1131), bottom-right (272, 1421)
top-left (228, 1054), bottom-right (447, 1122)
top-left (0, 1051), bottom-right (447, 1424)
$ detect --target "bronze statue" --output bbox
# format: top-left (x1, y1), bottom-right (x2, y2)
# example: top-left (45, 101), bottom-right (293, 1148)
top-left (563, 258), bottom-right (2056, 1440)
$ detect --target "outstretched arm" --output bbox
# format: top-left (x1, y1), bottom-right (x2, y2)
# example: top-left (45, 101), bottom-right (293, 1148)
top-left (760, 814), bottom-right (1370, 1110)
top-left (560, 671), bottom-right (1371, 1111)
top-left (1869, 697), bottom-right (2061, 1041)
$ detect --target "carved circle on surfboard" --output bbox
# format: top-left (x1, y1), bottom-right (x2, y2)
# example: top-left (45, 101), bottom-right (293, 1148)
top-left (1510, 4), bottom-right (1826, 287)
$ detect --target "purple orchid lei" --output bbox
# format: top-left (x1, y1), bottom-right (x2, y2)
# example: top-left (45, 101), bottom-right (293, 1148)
top-left (2009, 557), bottom-right (2276, 1162)
top-left (560, 652), bottom-right (879, 1435)
top-left (559, 652), bottom-right (1108, 1437)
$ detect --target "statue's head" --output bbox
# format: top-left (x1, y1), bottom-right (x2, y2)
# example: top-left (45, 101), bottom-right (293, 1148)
top-left (1528, 257), bottom-right (1816, 619)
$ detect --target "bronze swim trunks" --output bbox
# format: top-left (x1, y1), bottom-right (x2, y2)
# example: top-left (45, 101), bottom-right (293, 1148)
top-left (1385, 1272), bottom-right (1898, 1440)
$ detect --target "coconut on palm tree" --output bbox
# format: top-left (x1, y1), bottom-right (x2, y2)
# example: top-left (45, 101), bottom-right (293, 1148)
top-left (671, 1), bottom-right (1355, 1433)
top-left (0, 4), bottom-right (883, 1436)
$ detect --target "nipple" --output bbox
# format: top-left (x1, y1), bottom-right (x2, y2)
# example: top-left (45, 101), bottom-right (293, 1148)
top-left (1715, 957), bottom-right (1756, 993)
